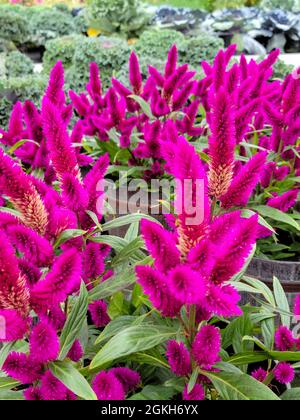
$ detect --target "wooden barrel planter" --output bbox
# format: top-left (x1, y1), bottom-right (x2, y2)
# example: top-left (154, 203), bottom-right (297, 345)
top-left (244, 257), bottom-right (300, 307)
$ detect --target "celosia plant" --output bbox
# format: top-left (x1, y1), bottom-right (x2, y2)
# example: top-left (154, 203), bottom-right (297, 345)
top-left (0, 46), bottom-right (300, 401)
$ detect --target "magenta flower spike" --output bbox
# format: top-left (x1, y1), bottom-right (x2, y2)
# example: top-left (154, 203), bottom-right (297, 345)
top-left (166, 340), bottom-right (192, 376)
top-left (129, 51), bottom-right (143, 95)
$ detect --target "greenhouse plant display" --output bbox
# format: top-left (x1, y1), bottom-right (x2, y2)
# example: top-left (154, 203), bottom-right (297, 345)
top-left (0, 0), bottom-right (300, 403)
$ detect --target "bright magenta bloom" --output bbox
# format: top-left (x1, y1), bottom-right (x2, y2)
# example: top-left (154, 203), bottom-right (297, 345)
top-left (40, 371), bottom-right (73, 400)
top-left (0, 309), bottom-right (29, 342)
top-left (67, 340), bottom-right (84, 362)
top-left (251, 368), bottom-right (268, 383)
top-left (273, 362), bottom-right (295, 384)
top-left (92, 371), bottom-right (125, 400)
top-left (192, 325), bottom-right (221, 369)
top-left (275, 326), bottom-right (295, 351)
top-left (183, 384), bottom-right (205, 401)
top-left (88, 300), bottom-right (110, 328)
top-left (166, 340), bottom-right (192, 376)
top-left (267, 190), bottom-right (299, 212)
top-left (3, 352), bottom-right (42, 385)
top-left (29, 320), bottom-right (59, 363)
top-left (167, 265), bottom-right (206, 304)
top-left (110, 367), bottom-right (141, 393)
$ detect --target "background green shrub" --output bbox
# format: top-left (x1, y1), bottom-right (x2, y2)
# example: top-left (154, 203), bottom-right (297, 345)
top-left (0, 8), bottom-right (30, 45)
top-left (43, 35), bottom-right (81, 72)
top-left (134, 29), bottom-right (185, 61)
top-left (86, 0), bottom-right (151, 38)
top-left (28, 7), bottom-right (76, 46)
top-left (4, 51), bottom-right (34, 78)
top-left (178, 34), bottom-right (224, 69)
top-left (0, 74), bottom-right (47, 129)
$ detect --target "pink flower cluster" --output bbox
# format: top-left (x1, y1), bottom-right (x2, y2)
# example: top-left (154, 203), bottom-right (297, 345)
top-left (0, 63), bottom-right (115, 400)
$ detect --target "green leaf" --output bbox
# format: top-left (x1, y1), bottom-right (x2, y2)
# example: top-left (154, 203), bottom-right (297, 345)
top-left (88, 269), bottom-right (136, 302)
top-left (59, 283), bottom-right (89, 361)
top-left (125, 222), bottom-right (139, 242)
top-left (128, 385), bottom-right (177, 401)
top-left (0, 377), bottom-right (19, 390)
top-left (188, 368), bottom-right (199, 393)
top-left (242, 276), bottom-right (275, 306)
top-left (251, 205), bottom-right (300, 232)
top-left (112, 237), bottom-right (144, 265)
top-left (50, 361), bottom-right (97, 401)
top-left (228, 351), bottom-right (269, 366)
top-left (261, 316), bottom-right (275, 350)
top-left (268, 351), bottom-right (300, 362)
top-left (101, 213), bottom-right (162, 232)
top-left (90, 325), bottom-right (178, 370)
top-left (54, 229), bottom-right (86, 249)
top-left (0, 342), bottom-right (14, 370)
top-left (0, 390), bottom-right (24, 400)
top-left (89, 256), bottom-right (152, 302)
top-left (129, 95), bottom-right (154, 119)
top-left (89, 235), bottom-right (129, 253)
top-left (107, 291), bottom-right (124, 319)
top-left (94, 316), bottom-right (138, 345)
top-left (201, 370), bottom-right (280, 400)
top-left (273, 276), bottom-right (290, 328)
top-left (242, 209), bottom-right (275, 234)
top-left (126, 350), bottom-right (169, 368)
top-left (7, 139), bottom-right (39, 155)
top-left (281, 388), bottom-right (300, 400)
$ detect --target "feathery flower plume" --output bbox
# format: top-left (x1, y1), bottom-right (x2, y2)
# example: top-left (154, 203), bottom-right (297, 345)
top-left (88, 300), bottom-right (110, 328)
top-left (192, 325), bottom-right (221, 369)
top-left (251, 368), bottom-right (268, 383)
top-left (81, 153), bottom-right (109, 228)
top-left (163, 137), bottom-right (210, 257)
top-left (209, 215), bottom-right (258, 284)
top-left (129, 52), bottom-right (142, 95)
top-left (0, 231), bottom-right (30, 316)
top-left (110, 368), bottom-right (141, 393)
top-left (205, 284), bottom-right (242, 317)
top-left (3, 352), bottom-right (42, 384)
top-left (24, 386), bottom-right (43, 401)
top-left (42, 98), bottom-right (80, 181)
top-left (87, 62), bottom-right (102, 99)
top-left (273, 362), bottom-right (295, 384)
top-left (40, 371), bottom-right (70, 400)
top-left (183, 384), bottom-right (205, 401)
top-left (7, 224), bottom-right (53, 267)
top-left (44, 61), bottom-right (65, 108)
top-left (267, 190), bottom-right (299, 213)
top-left (31, 249), bottom-right (82, 311)
top-left (141, 219), bottom-right (180, 274)
top-left (167, 265), bottom-right (206, 304)
top-left (0, 150), bottom-right (48, 235)
top-left (0, 101), bottom-right (24, 146)
top-left (29, 320), bottom-right (59, 363)
top-left (166, 340), bottom-right (191, 376)
top-left (208, 88), bottom-right (236, 198)
top-left (67, 339), bottom-right (84, 362)
top-left (135, 265), bottom-right (182, 317)
top-left (165, 45), bottom-right (178, 79)
top-left (0, 309), bottom-right (29, 342)
top-left (92, 371), bottom-right (125, 400)
top-left (275, 326), bottom-right (295, 351)
top-left (221, 152), bottom-right (267, 209)
top-left (61, 173), bottom-right (89, 212)
top-left (212, 50), bottom-right (226, 92)
top-left (83, 242), bottom-right (110, 285)
top-left (46, 305), bottom-right (66, 331)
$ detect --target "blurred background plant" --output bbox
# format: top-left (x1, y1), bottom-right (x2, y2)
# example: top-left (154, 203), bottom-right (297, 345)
top-left (86, 0), bottom-right (152, 38)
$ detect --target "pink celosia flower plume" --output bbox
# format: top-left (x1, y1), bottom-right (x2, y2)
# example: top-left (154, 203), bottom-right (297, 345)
top-left (221, 152), bottom-right (268, 209)
top-left (0, 231), bottom-right (30, 316)
top-left (0, 150), bottom-right (48, 235)
top-left (208, 87), bottom-right (236, 198)
top-left (166, 340), bottom-right (192, 376)
top-left (31, 249), bottom-right (82, 312)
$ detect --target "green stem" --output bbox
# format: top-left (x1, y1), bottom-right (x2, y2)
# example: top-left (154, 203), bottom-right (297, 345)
top-left (188, 304), bottom-right (197, 344)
